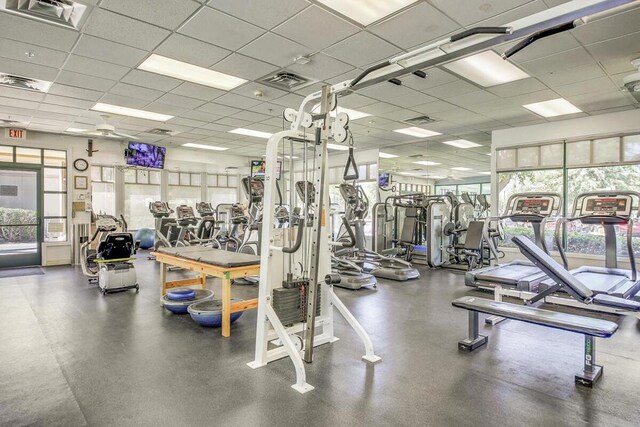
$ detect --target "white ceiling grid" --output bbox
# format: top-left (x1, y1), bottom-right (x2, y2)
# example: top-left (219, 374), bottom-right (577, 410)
top-left (0, 0), bottom-right (636, 177)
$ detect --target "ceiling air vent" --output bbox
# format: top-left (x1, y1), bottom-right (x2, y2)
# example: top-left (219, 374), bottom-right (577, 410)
top-left (403, 115), bottom-right (437, 126)
top-left (0, 73), bottom-right (51, 93)
top-left (260, 71), bottom-right (316, 91)
top-left (1, 0), bottom-right (90, 30)
top-left (147, 128), bottom-right (177, 136)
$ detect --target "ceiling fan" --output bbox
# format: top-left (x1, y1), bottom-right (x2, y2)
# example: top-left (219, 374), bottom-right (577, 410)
top-left (67, 115), bottom-right (137, 140)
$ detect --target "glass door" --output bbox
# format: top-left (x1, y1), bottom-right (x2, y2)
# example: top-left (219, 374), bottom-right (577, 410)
top-left (0, 167), bottom-right (41, 268)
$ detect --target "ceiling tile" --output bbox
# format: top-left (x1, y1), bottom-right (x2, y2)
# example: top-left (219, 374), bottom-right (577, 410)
top-left (101, 0), bottom-right (201, 29)
top-left (238, 32), bottom-right (312, 67)
top-left (336, 93), bottom-right (376, 109)
top-left (171, 82), bottom-right (224, 101)
top-left (536, 63), bottom-right (606, 87)
top-left (180, 109), bottom-right (223, 122)
top-left (358, 102), bottom-right (403, 115)
top-left (99, 93), bottom-right (149, 109)
top-left (487, 78), bottom-right (549, 98)
top-left (586, 31), bottom-right (640, 75)
top-left (0, 96), bottom-right (39, 110)
top-left (0, 86), bottom-right (44, 102)
top-left (520, 47), bottom-right (594, 75)
top-left (324, 32), bottom-right (401, 68)
top-left (387, 91), bottom-right (437, 108)
top-left (179, 7), bottom-right (264, 50)
top-left (569, 91), bottom-right (634, 112)
top-left (370, 3), bottom-right (459, 49)
top-left (156, 93), bottom-right (206, 109)
top-left (121, 70), bottom-right (182, 91)
top-left (209, 0), bottom-right (309, 30)
top-left (196, 102), bottom-right (241, 116)
top-left (110, 83), bottom-right (164, 102)
top-left (572, 6), bottom-right (640, 45)
top-left (211, 93), bottom-right (261, 109)
top-left (84, 8), bottom-right (171, 51)
top-left (73, 35), bottom-right (147, 68)
top-left (48, 84), bottom-right (103, 101)
top-left (57, 71), bottom-right (116, 92)
top-left (446, 90), bottom-right (499, 108)
top-left (552, 77), bottom-right (619, 98)
top-left (287, 53), bottom-right (354, 81)
top-left (358, 81), bottom-right (421, 102)
top-left (143, 102), bottom-right (189, 117)
top-left (168, 117), bottom-right (207, 128)
top-left (230, 110), bottom-right (272, 123)
top-left (430, 0), bottom-right (532, 26)
top-left (273, 5), bottom-right (358, 51)
top-left (270, 93), bottom-right (305, 108)
top-left (232, 83), bottom-right (288, 102)
top-left (0, 12), bottom-right (79, 51)
top-left (411, 100), bottom-right (458, 115)
top-left (42, 94), bottom-right (93, 109)
top-left (0, 38), bottom-right (67, 69)
top-left (155, 33), bottom-right (230, 68)
top-left (498, 32), bottom-right (580, 64)
top-left (211, 53), bottom-right (279, 80)
top-left (425, 80), bottom-right (481, 99)
top-left (65, 55), bottom-right (130, 81)
top-left (246, 102), bottom-right (286, 117)
top-left (0, 57), bottom-right (58, 81)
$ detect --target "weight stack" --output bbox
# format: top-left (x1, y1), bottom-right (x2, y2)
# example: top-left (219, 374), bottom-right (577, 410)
top-left (272, 283), bottom-right (322, 326)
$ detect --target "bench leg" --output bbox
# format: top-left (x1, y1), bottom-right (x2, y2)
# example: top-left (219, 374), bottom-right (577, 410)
top-left (575, 335), bottom-right (603, 387)
top-left (459, 311), bottom-right (488, 352)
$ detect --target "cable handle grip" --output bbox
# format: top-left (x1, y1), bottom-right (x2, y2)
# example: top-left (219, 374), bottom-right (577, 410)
top-left (282, 219), bottom-right (305, 254)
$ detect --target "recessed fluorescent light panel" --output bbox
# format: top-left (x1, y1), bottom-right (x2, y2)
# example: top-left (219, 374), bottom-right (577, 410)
top-left (228, 128), bottom-right (273, 139)
top-left (393, 127), bottom-right (441, 138)
top-left (451, 167), bottom-right (472, 171)
top-left (379, 152), bottom-right (399, 159)
top-left (317, 0), bottom-right (418, 26)
top-left (182, 143), bottom-right (228, 151)
top-left (139, 54), bottom-right (247, 90)
top-left (442, 139), bottom-right (482, 149)
top-left (522, 98), bottom-right (582, 117)
top-left (66, 127), bottom-right (89, 133)
top-left (413, 161), bottom-right (440, 166)
top-left (91, 103), bottom-right (173, 122)
top-left (327, 143), bottom-right (350, 151)
top-left (443, 50), bottom-right (529, 87)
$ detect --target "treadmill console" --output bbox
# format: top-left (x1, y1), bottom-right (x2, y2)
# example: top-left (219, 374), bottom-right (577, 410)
top-left (582, 196), bottom-right (631, 217)
top-left (175, 205), bottom-right (196, 219)
top-left (514, 197), bottom-right (553, 215)
top-left (250, 179), bottom-right (264, 198)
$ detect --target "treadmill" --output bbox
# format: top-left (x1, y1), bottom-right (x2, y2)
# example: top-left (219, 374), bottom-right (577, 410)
top-left (465, 192), bottom-right (562, 291)
top-left (543, 191), bottom-right (640, 300)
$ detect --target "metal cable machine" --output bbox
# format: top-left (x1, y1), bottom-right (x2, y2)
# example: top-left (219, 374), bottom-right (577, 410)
top-left (248, 0), bottom-right (634, 394)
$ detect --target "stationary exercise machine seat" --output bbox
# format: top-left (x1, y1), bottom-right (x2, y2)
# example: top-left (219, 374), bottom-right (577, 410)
top-left (512, 236), bottom-right (640, 311)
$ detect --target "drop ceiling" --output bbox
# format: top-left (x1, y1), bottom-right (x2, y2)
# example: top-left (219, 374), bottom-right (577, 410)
top-left (0, 0), bottom-right (638, 179)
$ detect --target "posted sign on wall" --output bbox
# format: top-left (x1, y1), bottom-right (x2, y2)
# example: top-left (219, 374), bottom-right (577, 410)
top-left (5, 128), bottom-right (26, 139)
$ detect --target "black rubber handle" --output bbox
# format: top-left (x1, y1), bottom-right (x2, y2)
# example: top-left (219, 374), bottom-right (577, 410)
top-left (450, 26), bottom-right (511, 42)
top-left (283, 219), bottom-right (305, 253)
top-left (502, 22), bottom-right (574, 59)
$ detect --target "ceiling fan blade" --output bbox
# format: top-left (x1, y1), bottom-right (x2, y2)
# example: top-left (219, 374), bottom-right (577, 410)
top-left (113, 131), bottom-right (138, 140)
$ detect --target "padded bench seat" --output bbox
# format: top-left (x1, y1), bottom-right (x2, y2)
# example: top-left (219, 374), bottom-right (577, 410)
top-left (452, 295), bottom-right (618, 387)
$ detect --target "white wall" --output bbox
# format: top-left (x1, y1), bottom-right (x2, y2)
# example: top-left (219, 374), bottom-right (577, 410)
top-left (0, 130), bottom-right (255, 266)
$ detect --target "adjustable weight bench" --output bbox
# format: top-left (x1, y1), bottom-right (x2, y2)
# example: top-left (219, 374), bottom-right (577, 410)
top-left (453, 296), bottom-right (618, 387)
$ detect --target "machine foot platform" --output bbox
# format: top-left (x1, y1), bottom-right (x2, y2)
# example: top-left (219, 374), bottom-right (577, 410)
top-left (247, 361), bottom-right (266, 369)
top-left (291, 383), bottom-right (315, 394)
top-left (458, 336), bottom-right (488, 352)
top-left (575, 365), bottom-right (603, 387)
top-left (362, 354), bottom-right (382, 364)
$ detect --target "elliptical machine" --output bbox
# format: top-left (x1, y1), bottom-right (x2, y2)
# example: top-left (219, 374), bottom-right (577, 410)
top-left (215, 203), bottom-right (247, 251)
top-left (296, 180), bottom-right (377, 290)
top-left (195, 202), bottom-right (218, 246)
top-left (337, 182), bottom-right (420, 281)
top-left (149, 201), bottom-right (177, 250)
top-left (239, 177), bottom-right (264, 255)
top-left (81, 214), bottom-right (139, 295)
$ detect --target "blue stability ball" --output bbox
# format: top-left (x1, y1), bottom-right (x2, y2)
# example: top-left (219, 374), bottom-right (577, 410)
top-left (134, 228), bottom-right (155, 249)
top-left (188, 299), bottom-right (244, 327)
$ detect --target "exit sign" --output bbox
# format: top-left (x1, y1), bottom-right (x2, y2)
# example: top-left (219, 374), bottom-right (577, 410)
top-left (6, 128), bottom-right (26, 139)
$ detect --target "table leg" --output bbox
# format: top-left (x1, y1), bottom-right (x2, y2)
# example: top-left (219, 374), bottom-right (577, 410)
top-left (200, 272), bottom-right (207, 290)
top-left (222, 274), bottom-right (231, 337)
top-left (160, 262), bottom-right (167, 297)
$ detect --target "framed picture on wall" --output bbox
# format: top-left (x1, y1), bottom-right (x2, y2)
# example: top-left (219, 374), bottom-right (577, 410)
top-left (74, 176), bottom-right (88, 190)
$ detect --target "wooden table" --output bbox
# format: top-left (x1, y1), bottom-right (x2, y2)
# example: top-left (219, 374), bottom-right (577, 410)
top-left (152, 247), bottom-right (260, 337)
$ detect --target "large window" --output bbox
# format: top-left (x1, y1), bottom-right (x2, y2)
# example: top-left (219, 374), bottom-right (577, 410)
top-left (0, 146), bottom-right (68, 242)
top-left (207, 174), bottom-right (238, 207)
top-left (167, 172), bottom-right (202, 208)
top-left (124, 168), bottom-right (160, 230)
top-left (496, 133), bottom-right (640, 258)
top-left (91, 165), bottom-right (115, 216)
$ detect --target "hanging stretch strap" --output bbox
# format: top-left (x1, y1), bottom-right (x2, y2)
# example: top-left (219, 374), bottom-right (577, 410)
top-left (343, 146), bottom-right (359, 181)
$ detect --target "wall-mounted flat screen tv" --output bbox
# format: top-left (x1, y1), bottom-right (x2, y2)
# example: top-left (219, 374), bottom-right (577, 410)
top-left (378, 172), bottom-right (391, 188)
top-left (251, 160), bottom-right (282, 180)
top-left (126, 142), bottom-right (166, 169)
